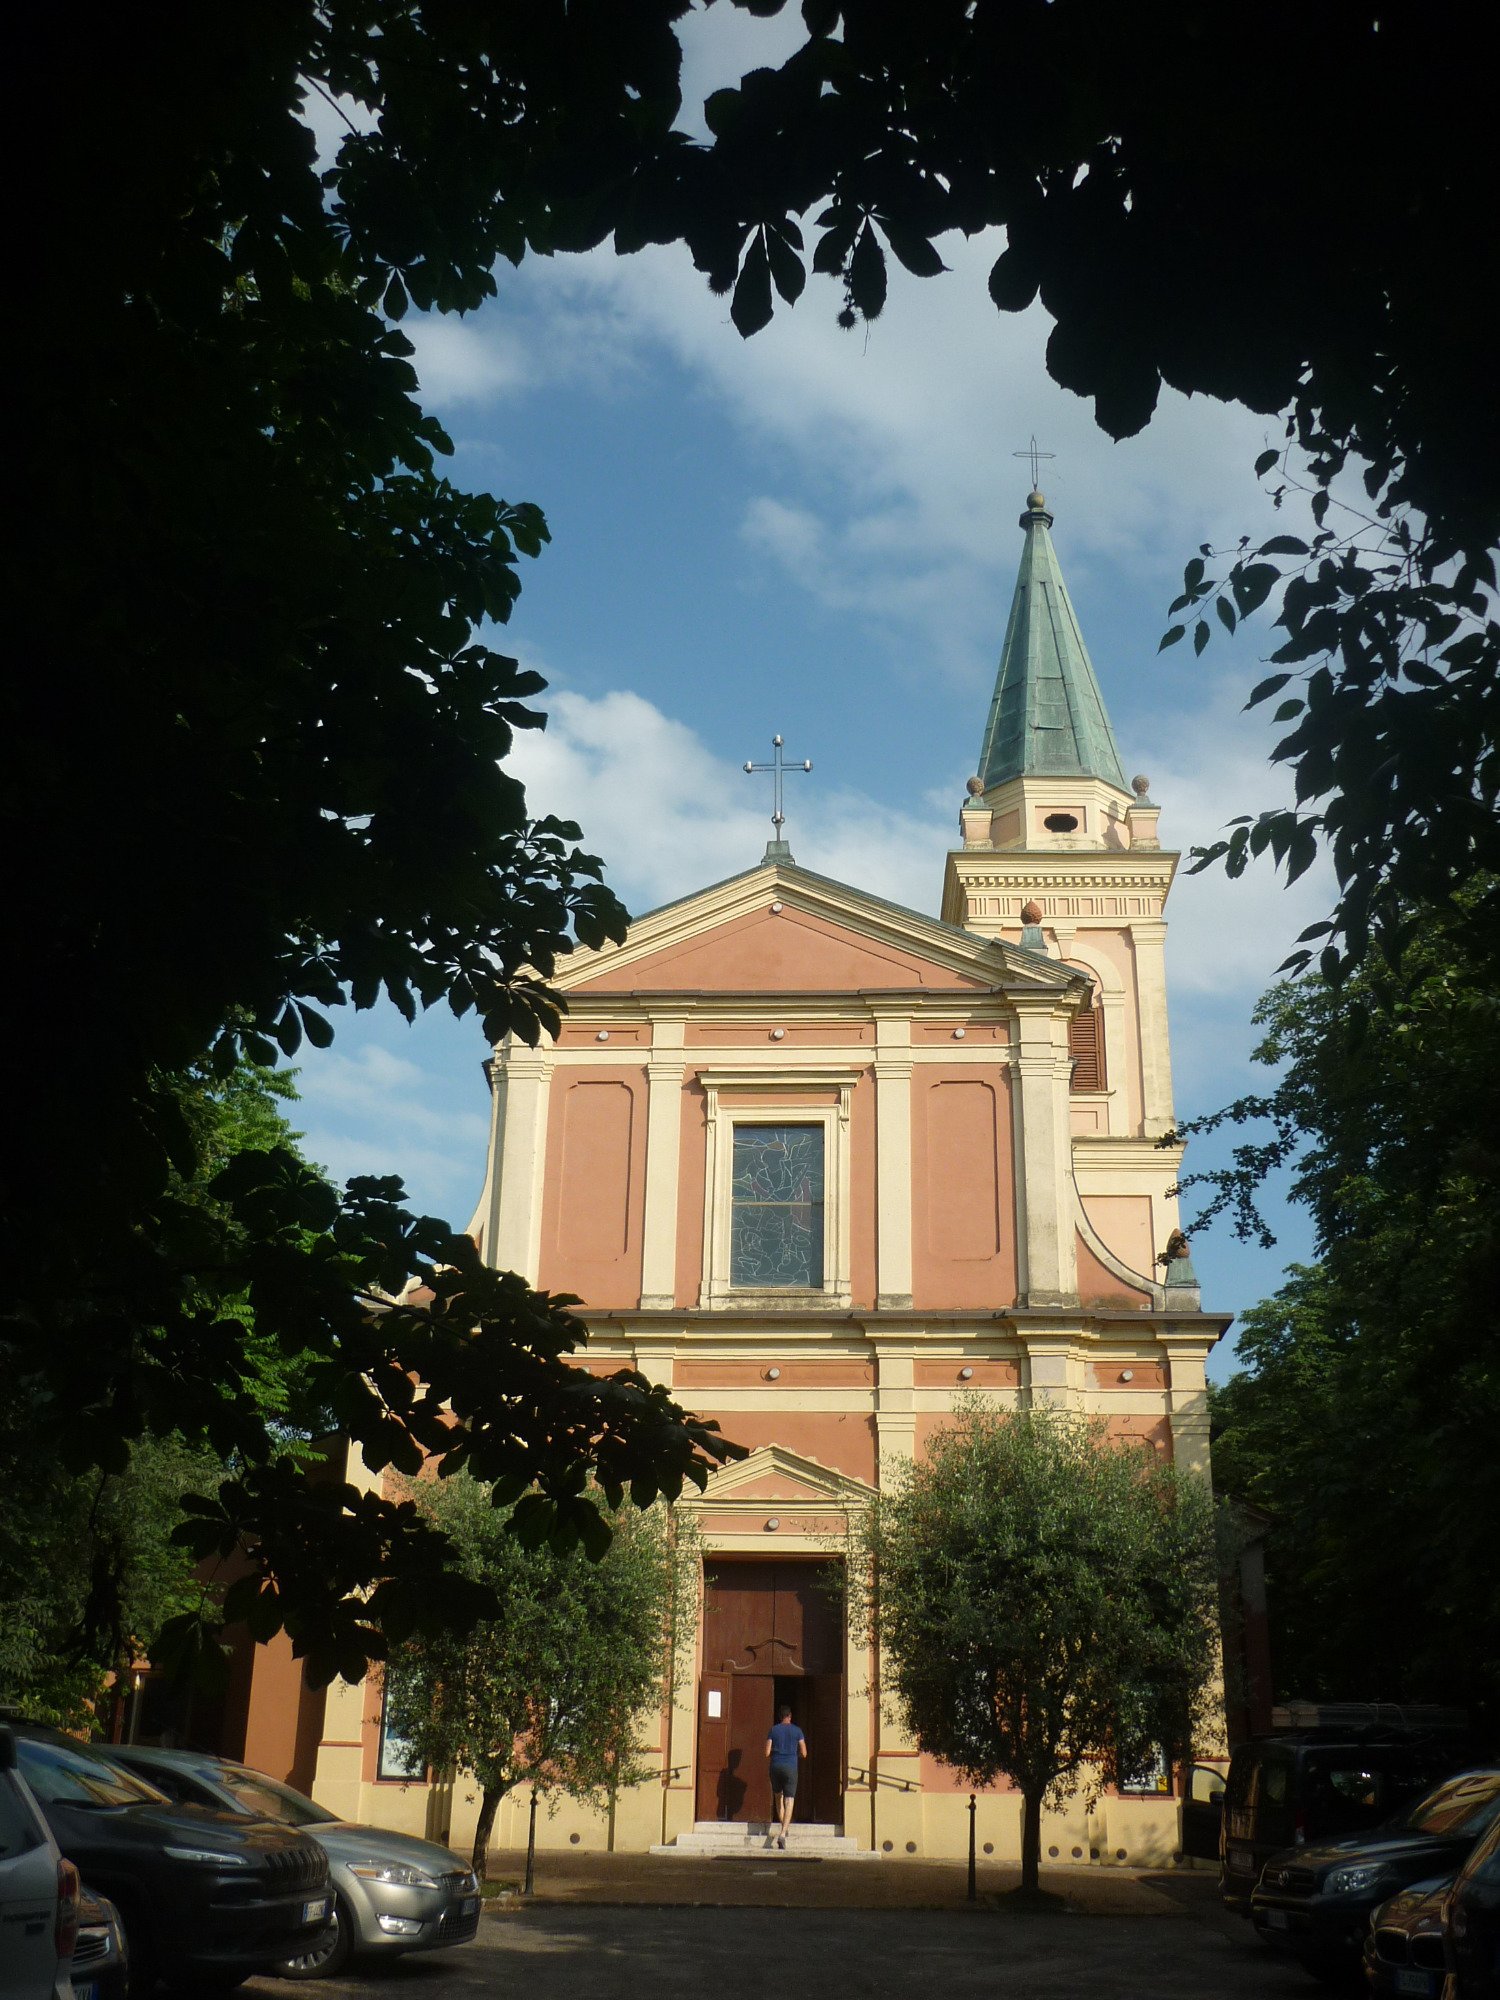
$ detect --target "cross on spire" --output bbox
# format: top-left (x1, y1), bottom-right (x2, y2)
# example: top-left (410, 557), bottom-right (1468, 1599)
top-left (743, 733), bottom-right (813, 862)
top-left (1012, 434), bottom-right (1055, 491)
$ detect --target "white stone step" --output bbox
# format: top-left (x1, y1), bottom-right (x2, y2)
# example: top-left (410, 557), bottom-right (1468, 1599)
top-left (651, 1821), bottom-right (875, 1859)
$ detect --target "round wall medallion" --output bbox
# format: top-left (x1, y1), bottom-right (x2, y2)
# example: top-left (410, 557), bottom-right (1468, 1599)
top-left (764, 1517), bottom-right (780, 1532)
top-left (595, 1030), bottom-right (610, 1041)
top-left (770, 900), bottom-right (783, 913)
top-left (766, 1367), bottom-right (781, 1381)
top-left (770, 1027), bottom-right (786, 1040)
top-left (953, 1026), bottom-right (966, 1039)
top-left (1120, 1368), bottom-right (1134, 1382)
top-left (959, 1367), bottom-right (973, 1381)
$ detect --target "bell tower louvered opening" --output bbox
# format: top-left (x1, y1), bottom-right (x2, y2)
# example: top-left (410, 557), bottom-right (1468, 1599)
top-left (1068, 977), bottom-right (1107, 1093)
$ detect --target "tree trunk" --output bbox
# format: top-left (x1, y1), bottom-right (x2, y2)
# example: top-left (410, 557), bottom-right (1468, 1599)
top-left (523, 1789), bottom-right (539, 1896)
top-left (470, 1785), bottom-right (502, 1882)
top-left (1020, 1788), bottom-right (1043, 1896)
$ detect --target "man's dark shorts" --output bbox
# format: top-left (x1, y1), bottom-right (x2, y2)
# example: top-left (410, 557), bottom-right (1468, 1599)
top-left (769, 1760), bottom-right (798, 1799)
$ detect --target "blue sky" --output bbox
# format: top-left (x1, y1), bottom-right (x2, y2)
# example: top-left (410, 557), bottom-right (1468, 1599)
top-left (293, 18), bottom-right (1334, 1381)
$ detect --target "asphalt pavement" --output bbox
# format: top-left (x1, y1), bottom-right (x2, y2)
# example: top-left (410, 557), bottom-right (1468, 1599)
top-left (240, 1861), bottom-right (1336, 2000)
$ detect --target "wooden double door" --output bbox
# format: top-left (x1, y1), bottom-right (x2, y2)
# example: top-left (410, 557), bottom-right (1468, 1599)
top-left (695, 1559), bottom-right (844, 1826)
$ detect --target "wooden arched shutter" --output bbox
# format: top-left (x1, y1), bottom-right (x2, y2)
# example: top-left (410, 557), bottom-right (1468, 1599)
top-left (1068, 974), bottom-right (1106, 1092)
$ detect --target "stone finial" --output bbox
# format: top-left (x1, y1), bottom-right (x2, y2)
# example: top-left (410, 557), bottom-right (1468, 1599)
top-left (959, 779), bottom-right (992, 848)
top-left (1159, 1228), bottom-right (1201, 1311)
top-left (1126, 774), bottom-right (1161, 850)
top-left (1018, 900), bottom-right (1049, 955)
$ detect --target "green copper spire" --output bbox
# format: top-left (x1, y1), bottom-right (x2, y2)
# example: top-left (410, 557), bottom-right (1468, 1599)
top-left (975, 491), bottom-right (1128, 793)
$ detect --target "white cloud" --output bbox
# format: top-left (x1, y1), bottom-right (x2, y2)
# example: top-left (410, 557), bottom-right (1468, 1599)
top-left (296, 1130), bottom-right (481, 1212)
top-left (506, 685), bottom-right (945, 920)
top-left (401, 315), bottom-right (531, 406)
top-left (1151, 688), bottom-right (1335, 1002)
top-left (295, 1042), bottom-right (483, 1139)
top-left (294, 81), bottom-right (378, 171)
top-left (294, 1040), bottom-right (490, 1206)
top-left (676, 3), bottom-right (810, 141)
top-left (406, 232), bottom-right (1304, 708)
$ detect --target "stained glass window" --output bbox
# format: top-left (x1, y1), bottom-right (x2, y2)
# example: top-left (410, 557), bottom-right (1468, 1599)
top-left (730, 1124), bottom-right (824, 1288)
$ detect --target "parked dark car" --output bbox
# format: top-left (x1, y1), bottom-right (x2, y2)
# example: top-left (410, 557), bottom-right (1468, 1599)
top-left (1251, 1766), bottom-right (1500, 1983)
top-left (9, 1725), bottom-right (332, 1992)
top-left (1221, 1729), bottom-right (1465, 1914)
top-left (70, 1888), bottom-right (129, 2000)
top-left (110, 1744), bottom-right (481, 1980)
top-left (1442, 1808), bottom-right (1500, 1998)
top-left (1363, 1874), bottom-right (1451, 2000)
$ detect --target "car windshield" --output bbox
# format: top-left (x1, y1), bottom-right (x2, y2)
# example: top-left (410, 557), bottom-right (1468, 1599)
top-left (219, 1768), bottom-right (335, 1826)
top-left (16, 1737), bottom-right (170, 1809)
top-left (1401, 1772), bottom-right (1500, 1838)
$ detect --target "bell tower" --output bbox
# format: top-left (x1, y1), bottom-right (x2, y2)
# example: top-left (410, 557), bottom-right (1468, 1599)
top-left (941, 489), bottom-right (1179, 1143)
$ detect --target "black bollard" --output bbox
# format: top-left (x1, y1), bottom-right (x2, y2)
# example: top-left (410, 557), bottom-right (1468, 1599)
top-left (967, 1792), bottom-right (977, 1902)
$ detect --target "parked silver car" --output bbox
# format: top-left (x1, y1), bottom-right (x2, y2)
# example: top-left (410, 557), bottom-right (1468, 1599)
top-left (0, 1724), bottom-right (76, 2000)
top-left (108, 1746), bottom-right (481, 1979)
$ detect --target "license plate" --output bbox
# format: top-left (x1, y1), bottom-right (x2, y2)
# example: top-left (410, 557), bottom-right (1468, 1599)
top-left (1264, 1910), bottom-right (1290, 1930)
top-left (1395, 1974), bottom-right (1436, 1997)
top-left (303, 1898), bottom-right (329, 1924)
top-left (1228, 1847), bottom-right (1256, 1874)
top-left (462, 1896), bottom-right (479, 1916)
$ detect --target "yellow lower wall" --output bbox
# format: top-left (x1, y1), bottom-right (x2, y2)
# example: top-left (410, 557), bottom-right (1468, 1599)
top-left (319, 1765), bottom-right (1183, 1869)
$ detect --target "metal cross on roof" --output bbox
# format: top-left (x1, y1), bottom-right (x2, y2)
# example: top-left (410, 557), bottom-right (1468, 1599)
top-left (743, 733), bottom-right (812, 859)
top-left (1012, 435), bottom-right (1055, 490)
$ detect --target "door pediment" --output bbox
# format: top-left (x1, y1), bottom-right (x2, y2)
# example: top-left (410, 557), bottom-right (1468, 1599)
top-left (697, 1443), bottom-right (877, 1508)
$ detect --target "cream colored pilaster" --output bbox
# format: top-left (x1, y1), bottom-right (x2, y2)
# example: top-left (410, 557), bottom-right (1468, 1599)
top-left (1011, 997), bottom-right (1078, 1305)
top-left (1133, 919), bottom-right (1175, 1139)
top-left (310, 1672), bottom-right (368, 1824)
top-left (1099, 988), bottom-right (1130, 1136)
top-left (1022, 1332), bottom-right (1086, 1410)
top-left (491, 1047), bottom-right (551, 1282)
top-left (873, 1015), bottom-right (914, 1310)
top-left (872, 1344), bottom-right (916, 1464)
top-left (1159, 1333), bottom-right (1216, 1478)
top-left (639, 1020), bottom-right (687, 1310)
top-left (629, 1341), bottom-right (676, 1393)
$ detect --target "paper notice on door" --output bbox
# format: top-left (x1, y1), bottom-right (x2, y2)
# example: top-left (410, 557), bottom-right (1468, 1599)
top-left (706, 1689), bottom-right (722, 1717)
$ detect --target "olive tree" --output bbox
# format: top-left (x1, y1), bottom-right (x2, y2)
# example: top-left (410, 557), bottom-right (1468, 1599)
top-left (384, 1474), bottom-right (696, 1888)
top-left (855, 1402), bottom-right (1219, 1895)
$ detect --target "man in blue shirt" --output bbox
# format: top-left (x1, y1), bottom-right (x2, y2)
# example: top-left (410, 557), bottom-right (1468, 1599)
top-left (765, 1704), bottom-right (807, 1849)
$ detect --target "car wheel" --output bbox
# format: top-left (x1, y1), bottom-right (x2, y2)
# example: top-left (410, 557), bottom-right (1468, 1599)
top-left (276, 1892), bottom-right (353, 1981)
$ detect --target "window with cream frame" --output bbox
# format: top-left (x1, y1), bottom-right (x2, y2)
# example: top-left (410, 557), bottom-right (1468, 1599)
top-left (698, 1069), bottom-right (858, 1308)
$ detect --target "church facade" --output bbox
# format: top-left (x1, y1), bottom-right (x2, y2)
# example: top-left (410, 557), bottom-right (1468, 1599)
top-left (306, 489), bottom-right (1230, 1864)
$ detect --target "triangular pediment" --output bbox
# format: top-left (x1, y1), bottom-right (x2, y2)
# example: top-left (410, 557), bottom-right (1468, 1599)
top-left (553, 861), bottom-right (1078, 997)
top-left (696, 1443), bottom-right (877, 1507)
